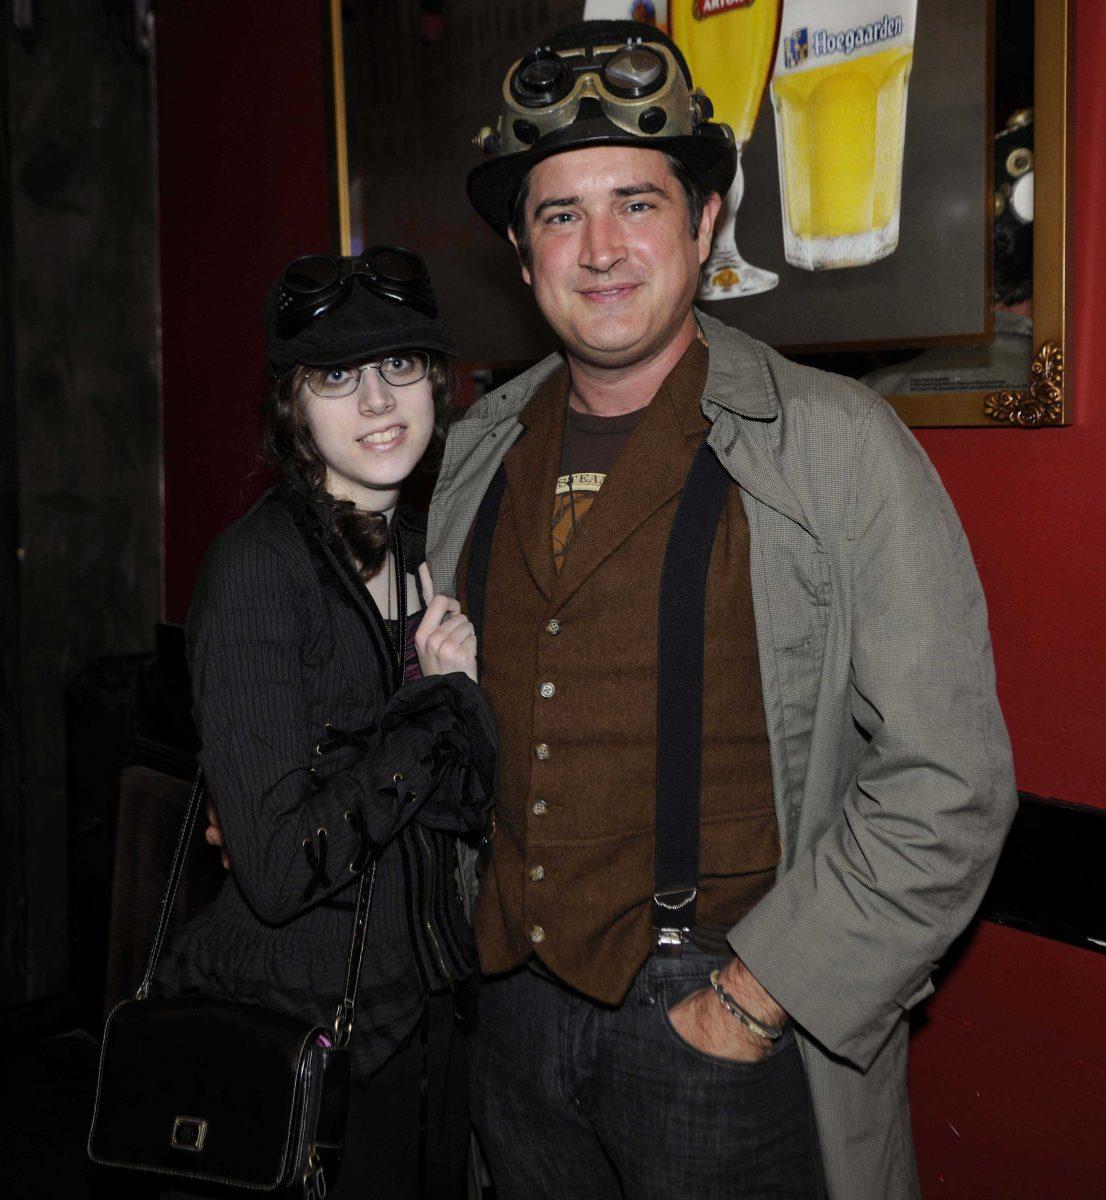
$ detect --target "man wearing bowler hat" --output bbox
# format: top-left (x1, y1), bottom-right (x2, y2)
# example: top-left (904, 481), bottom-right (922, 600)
top-left (426, 19), bottom-right (1016, 1199)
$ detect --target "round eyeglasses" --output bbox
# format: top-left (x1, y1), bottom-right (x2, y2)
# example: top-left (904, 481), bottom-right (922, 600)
top-left (305, 352), bottom-right (430, 398)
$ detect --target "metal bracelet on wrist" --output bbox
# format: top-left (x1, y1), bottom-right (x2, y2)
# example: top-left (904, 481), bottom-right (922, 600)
top-left (708, 969), bottom-right (786, 1041)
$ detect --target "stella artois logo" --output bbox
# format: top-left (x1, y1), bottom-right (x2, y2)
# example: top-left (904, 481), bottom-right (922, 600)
top-left (692, 0), bottom-right (755, 19)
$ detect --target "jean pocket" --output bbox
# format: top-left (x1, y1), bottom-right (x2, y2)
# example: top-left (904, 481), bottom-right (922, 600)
top-left (659, 983), bottom-right (795, 1072)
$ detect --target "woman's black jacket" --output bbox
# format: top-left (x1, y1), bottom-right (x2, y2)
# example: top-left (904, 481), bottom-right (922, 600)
top-left (156, 486), bottom-right (496, 1077)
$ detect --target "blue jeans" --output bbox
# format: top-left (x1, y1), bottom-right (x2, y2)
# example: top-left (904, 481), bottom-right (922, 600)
top-left (469, 948), bottom-right (826, 1200)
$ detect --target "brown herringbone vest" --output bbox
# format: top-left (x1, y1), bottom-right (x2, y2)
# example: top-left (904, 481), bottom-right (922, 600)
top-left (464, 340), bottom-right (780, 1005)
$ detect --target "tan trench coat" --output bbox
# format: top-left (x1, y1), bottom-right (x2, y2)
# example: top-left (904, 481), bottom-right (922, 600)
top-left (428, 312), bottom-right (1017, 1200)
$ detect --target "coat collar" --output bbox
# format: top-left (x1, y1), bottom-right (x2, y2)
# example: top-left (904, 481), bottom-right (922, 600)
top-left (463, 310), bottom-right (779, 432)
top-left (438, 313), bottom-right (814, 558)
top-left (695, 310), bottom-right (779, 420)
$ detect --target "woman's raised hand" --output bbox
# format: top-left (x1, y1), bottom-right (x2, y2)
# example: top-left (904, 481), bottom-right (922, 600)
top-left (414, 562), bottom-right (478, 683)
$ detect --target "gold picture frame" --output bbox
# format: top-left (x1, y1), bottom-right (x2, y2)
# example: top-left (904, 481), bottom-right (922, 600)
top-left (888, 0), bottom-right (1073, 428)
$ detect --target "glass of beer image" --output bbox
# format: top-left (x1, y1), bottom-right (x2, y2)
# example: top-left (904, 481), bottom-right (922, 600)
top-left (671, 0), bottom-right (782, 300)
top-left (770, 0), bottom-right (917, 270)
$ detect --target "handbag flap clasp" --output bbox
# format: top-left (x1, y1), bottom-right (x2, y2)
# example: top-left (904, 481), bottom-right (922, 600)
top-left (170, 1116), bottom-right (208, 1153)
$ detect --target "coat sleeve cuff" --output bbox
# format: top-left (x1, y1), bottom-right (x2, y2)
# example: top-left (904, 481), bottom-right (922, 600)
top-left (724, 857), bottom-right (935, 1070)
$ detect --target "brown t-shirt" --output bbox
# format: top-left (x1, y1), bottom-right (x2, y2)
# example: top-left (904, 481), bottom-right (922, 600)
top-left (552, 406), bottom-right (642, 572)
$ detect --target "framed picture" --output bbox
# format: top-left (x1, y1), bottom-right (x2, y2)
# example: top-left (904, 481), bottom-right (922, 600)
top-left (883, 0), bottom-right (1072, 428)
top-left (327, 0), bottom-right (1072, 427)
top-left (760, 0), bottom-right (1074, 429)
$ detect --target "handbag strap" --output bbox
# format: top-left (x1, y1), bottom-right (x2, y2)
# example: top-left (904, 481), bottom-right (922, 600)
top-left (134, 767), bottom-right (377, 1048)
top-left (332, 856), bottom-right (378, 1048)
top-left (135, 766), bottom-right (209, 1001)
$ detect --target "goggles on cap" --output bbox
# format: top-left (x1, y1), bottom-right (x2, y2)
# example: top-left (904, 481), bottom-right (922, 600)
top-left (475, 39), bottom-right (715, 158)
top-left (272, 246), bottom-right (437, 340)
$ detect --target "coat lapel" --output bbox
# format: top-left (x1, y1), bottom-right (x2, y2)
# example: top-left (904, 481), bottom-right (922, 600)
top-left (696, 310), bottom-right (816, 539)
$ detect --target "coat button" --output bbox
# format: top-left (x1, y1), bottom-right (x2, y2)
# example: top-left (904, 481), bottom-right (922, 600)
top-left (534, 742), bottom-right (550, 761)
top-left (545, 619), bottom-right (561, 635)
top-left (528, 925), bottom-right (545, 944)
top-left (539, 682), bottom-right (555, 699)
top-left (529, 865), bottom-right (545, 882)
top-left (532, 799), bottom-right (548, 816)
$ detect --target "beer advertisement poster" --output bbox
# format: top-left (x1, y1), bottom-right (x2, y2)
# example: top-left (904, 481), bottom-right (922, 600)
top-left (338, 0), bottom-right (1005, 364)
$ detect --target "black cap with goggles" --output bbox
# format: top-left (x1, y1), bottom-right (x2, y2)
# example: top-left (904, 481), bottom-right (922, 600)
top-left (273, 246), bottom-right (436, 338)
top-left (262, 245), bottom-right (459, 376)
top-left (468, 20), bottom-right (736, 237)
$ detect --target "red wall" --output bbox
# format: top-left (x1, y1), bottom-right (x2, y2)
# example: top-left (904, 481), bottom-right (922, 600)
top-left (158, 0), bottom-right (333, 623)
top-left (916, 4), bottom-right (1105, 815)
top-left (157, 3), bottom-right (1106, 1194)
top-left (906, 3), bottom-right (1106, 1193)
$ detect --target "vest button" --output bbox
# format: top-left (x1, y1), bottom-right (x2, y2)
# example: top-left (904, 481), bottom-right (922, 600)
top-left (545, 619), bottom-right (561, 635)
top-left (538, 681), bottom-right (555, 699)
top-left (528, 924), bottom-right (545, 944)
top-left (529, 865), bottom-right (545, 882)
top-left (532, 799), bottom-right (549, 816)
top-left (534, 742), bottom-right (551, 761)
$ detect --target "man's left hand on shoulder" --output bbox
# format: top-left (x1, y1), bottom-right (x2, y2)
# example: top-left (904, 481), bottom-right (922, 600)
top-left (668, 957), bottom-right (789, 1064)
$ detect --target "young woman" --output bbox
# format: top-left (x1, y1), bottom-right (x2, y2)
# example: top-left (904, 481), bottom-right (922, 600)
top-left (157, 247), bottom-right (495, 1199)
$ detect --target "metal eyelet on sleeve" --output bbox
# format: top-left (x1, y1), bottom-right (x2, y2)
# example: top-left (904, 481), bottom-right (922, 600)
top-left (301, 827), bottom-right (333, 901)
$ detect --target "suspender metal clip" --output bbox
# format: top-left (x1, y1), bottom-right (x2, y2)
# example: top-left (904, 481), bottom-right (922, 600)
top-left (653, 925), bottom-right (692, 955)
top-left (652, 889), bottom-right (697, 954)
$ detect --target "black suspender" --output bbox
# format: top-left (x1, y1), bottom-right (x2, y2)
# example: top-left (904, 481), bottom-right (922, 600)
top-left (652, 440), bottom-right (731, 937)
top-left (465, 438), bottom-right (732, 944)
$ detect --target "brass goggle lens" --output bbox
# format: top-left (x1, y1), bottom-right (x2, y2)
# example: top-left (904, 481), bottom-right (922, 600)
top-left (510, 43), bottom-right (670, 110)
top-left (603, 46), bottom-right (667, 98)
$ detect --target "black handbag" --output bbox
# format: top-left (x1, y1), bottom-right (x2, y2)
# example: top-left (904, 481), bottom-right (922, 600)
top-left (87, 769), bottom-right (378, 1199)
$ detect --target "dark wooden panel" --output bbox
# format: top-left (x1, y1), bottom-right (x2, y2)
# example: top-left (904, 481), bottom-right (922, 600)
top-left (0, 6), bottom-right (26, 1009)
top-left (5, 0), bottom-right (161, 1002)
top-left (980, 792), bottom-right (1106, 954)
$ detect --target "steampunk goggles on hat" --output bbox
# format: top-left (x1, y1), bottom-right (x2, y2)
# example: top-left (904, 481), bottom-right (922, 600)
top-left (478, 38), bottom-right (715, 158)
top-left (466, 20), bottom-right (736, 238)
top-left (272, 246), bottom-right (437, 339)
